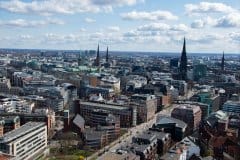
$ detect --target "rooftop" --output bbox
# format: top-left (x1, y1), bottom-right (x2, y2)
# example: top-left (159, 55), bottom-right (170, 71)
top-left (73, 114), bottom-right (85, 129)
top-left (80, 101), bottom-right (130, 111)
top-left (134, 131), bottom-right (157, 143)
top-left (224, 100), bottom-right (240, 106)
top-left (172, 104), bottom-right (201, 114)
top-left (156, 116), bottom-right (187, 129)
top-left (0, 122), bottom-right (45, 143)
top-left (131, 94), bottom-right (156, 101)
top-left (98, 150), bottom-right (139, 160)
top-left (160, 136), bottom-right (199, 160)
top-left (131, 143), bottom-right (150, 152)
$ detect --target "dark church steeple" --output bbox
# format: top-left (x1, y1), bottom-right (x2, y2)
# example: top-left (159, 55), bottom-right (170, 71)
top-left (221, 51), bottom-right (225, 71)
top-left (179, 37), bottom-right (187, 81)
top-left (106, 46), bottom-right (109, 63)
top-left (94, 44), bottom-right (100, 67)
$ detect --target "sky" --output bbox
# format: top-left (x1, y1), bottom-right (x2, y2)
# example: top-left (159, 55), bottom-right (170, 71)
top-left (0, 0), bottom-right (239, 53)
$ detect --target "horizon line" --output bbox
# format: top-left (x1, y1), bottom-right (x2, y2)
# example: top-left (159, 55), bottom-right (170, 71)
top-left (0, 48), bottom-right (239, 55)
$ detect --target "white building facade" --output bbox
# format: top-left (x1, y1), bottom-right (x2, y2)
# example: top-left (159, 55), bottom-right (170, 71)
top-left (0, 122), bottom-right (47, 160)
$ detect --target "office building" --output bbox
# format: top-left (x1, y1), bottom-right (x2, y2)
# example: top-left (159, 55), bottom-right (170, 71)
top-left (100, 75), bottom-right (120, 94)
top-left (171, 104), bottom-right (202, 133)
top-left (222, 100), bottom-right (240, 114)
top-left (84, 128), bottom-right (107, 150)
top-left (0, 77), bottom-right (11, 94)
top-left (79, 101), bottom-right (135, 127)
top-left (151, 116), bottom-right (187, 141)
top-left (0, 116), bottom-right (20, 136)
top-left (193, 64), bottom-right (207, 81)
top-left (131, 94), bottom-right (157, 124)
top-left (0, 122), bottom-right (47, 160)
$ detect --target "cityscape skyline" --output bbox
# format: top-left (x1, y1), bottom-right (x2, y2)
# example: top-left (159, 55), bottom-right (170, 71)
top-left (0, 0), bottom-right (239, 53)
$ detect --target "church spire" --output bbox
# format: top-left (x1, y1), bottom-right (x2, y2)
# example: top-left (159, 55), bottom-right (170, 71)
top-left (95, 44), bottom-right (100, 67)
top-left (179, 37), bottom-right (187, 81)
top-left (106, 46), bottom-right (109, 63)
top-left (182, 37), bottom-right (186, 56)
top-left (221, 51), bottom-right (225, 71)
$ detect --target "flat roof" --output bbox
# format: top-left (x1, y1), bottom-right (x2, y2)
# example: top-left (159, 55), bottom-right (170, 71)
top-left (156, 116), bottom-right (187, 129)
top-left (0, 122), bottom-right (45, 143)
top-left (98, 152), bottom-right (138, 160)
top-left (131, 143), bottom-right (149, 152)
top-left (160, 136), bottom-right (199, 160)
top-left (80, 101), bottom-right (130, 111)
top-left (134, 131), bottom-right (156, 142)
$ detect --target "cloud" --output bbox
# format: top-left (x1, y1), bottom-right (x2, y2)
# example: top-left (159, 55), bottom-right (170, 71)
top-left (136, 23), bottom-right (189, 33)
top-left (121, 10), bottom-right (178, 21)
top-left (229, 32), bottom-right (240, 42)
top-left (107, 26), bottom-right (120, 32)
top-left (43, 33), bottom-right (81, 44)
top-left (0, 18), bottom-right (64, 27)
top-left (191, 19), bottom-right (205, 28)
top-left (170, 24), bottom-right (189, 32)
top-left (191, 16), bottom-right (216, 28)
top-left (185, 2), bottom-right (236, 15)
top-left (0, 0), bottom-right (143, 15)
top-left (79, 28), bottom-right (86, 32)
top-left (187, 33), bottom-right (223, 44)
top-left (85, 18), bottom-right (96, 23)
top-left (123, 22), bottom-right (189, 45)
top-left (89, 32), bottom-right (104, 39)
top-left (91, 0), bottom-right (143, 6)
top-left (137, 23), bottom-right (170, 31)
top-left (191, 12), bottom-right (240, 28)
top-left (88, 31), bottom-right (125, 45)
top-left (19, 34), bottom-right (32, 40)
top-left (215, 12), bottom-right (240, 28)
top-left (123, 31), bottom-right (139, 37)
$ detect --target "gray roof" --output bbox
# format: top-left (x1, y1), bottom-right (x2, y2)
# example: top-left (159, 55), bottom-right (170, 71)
top-left (73, 114), bottom-right (85, 129)
top-left (131, 143), bottom-right (149, 153)
top-left (134, 131), bottom-right (157, 142)
top-left (160, 136), bottom-right (199, 160)
top-left (147, 130), bottom-right (170, 141)
top-left (80, 101), bottom-right (130, 111)
top-left (156, 116), bottom-right (187, 129)
top-left (0, 122), bottom-right (45, 143)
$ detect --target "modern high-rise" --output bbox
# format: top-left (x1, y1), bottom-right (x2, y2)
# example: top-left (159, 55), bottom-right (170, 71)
top-left (0, 122), bottom-right (47, 160)
top-left (179, 38), bottom-right (187, 81)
